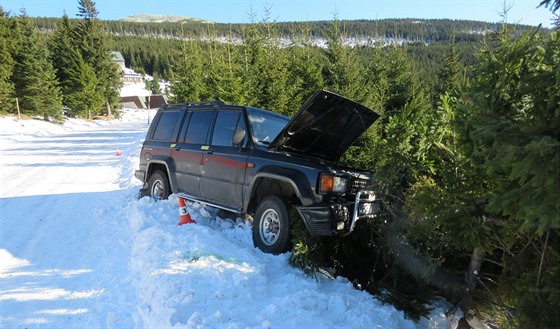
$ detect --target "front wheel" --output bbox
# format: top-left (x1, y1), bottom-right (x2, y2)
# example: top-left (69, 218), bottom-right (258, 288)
top-left (146, 170), bottom-right (170, 201)
top-left (252, 195), bottom-right (291, 254)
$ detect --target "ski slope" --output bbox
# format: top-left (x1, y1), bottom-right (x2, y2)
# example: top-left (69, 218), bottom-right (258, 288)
top-left (0, 109), bottom-right (458, 328)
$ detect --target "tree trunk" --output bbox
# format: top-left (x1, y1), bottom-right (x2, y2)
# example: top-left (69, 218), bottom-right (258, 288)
top-left (462, 247), bottom-right (485, 310)
top-left (106, 100), bottom-right (112, 119)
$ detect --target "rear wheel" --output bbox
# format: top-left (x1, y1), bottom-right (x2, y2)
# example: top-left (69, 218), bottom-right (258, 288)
top-left (146, 170), bottom-right (170, 201)
top-left (253, 195), bottom-right (291, 254)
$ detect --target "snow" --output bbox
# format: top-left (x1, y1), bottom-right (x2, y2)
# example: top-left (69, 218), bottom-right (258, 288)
top-left (120, 82), bottom-right (152, 97)
top-left (0, 108), bottom-right (458, 328)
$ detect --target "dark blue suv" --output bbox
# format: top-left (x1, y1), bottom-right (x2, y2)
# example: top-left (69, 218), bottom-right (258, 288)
top-left (135, 90), bottom-right (382, 254)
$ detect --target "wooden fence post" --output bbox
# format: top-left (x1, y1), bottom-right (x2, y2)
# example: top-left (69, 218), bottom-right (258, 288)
top-left (16, 97), bottom-right (21, 120)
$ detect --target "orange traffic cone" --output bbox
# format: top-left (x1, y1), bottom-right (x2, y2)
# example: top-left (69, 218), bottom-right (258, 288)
top-left (115, 146), bottom-right (122, 156)
top-left (178, 197), bottom-right (196, 225)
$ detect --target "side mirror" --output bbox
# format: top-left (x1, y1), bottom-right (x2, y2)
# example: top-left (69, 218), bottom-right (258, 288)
top-left (232, 128), bottom-right (246, 147)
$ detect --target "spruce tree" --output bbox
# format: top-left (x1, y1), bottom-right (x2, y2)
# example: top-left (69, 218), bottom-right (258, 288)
top-left (11, 12), bottom-right (62, 121)
top-left (367, 46), bottom-right (431, 198)
top-left (149, 73), bottom-right (162, 95)
top-left (0, 7), bottom-right (15, 114)
top-left (63, 48), bottom-right (104, 119)
top-left (286, 22), bottom-right (323, 116)
top-left (436, 41), bottom-right (464, 97)
top-left (206, 29), bottom-right (250, 105)
top-left (71, 0), bottom-right (121, 116)
top-left (321, 19), bottom-right (366, 103)
top-left (49, 14), bottom-right (77, 111)
top-left (406, 20), bottom-right (559, 327)
top-left (458, 24), bottom-right (559, 327)
top-left (248, 10), bottom-right (294, 115)
top-left (170, 38), bottom-right (205, 102)
top-left (240, 20), bottom-right (266, 107)
top-left (463, 27), bottom-right (559, 235)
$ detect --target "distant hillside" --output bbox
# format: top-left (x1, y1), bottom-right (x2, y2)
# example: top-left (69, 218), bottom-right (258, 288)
top-left (29, 16), bottom-right (538, 45)
top-left (120, 14), bottom-right (213, 24)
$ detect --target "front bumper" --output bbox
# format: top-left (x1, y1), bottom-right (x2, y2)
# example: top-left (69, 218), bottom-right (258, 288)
top-left (296, 190), bottom-right (381, 236)
top-left (135, 170), bottom-right (145, 182)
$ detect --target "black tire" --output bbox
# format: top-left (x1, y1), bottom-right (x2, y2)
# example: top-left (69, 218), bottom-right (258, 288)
top-left (146, 170), bottom-right (170, 201)
top-left (252, 195), bottom-right (291, 254)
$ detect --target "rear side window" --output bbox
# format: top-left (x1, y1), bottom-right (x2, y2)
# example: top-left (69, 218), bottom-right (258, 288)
top-left (185, 111), bottom-right (214, 144)
top-left (152, 111), bottom-right (180, 141)
top-left (211, 111), bottom-right (241, 147)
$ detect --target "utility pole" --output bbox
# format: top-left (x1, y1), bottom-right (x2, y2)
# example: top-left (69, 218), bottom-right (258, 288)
top-left (147, 95), bottom-right (151, 125)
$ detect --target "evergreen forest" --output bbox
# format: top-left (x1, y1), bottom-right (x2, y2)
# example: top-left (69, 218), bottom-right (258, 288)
top-left (1, 0), bottom-right (558, 328)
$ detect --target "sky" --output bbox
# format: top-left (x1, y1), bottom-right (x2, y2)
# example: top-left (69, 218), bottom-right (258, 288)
top-left (0, 0), bottom-right (556, 27)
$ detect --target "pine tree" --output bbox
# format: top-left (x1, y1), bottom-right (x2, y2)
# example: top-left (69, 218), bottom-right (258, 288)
top-left (321, 19), bottom-right (366, 103)
top-left (251, 9), bottom-right (295, 115)
top-left (11, 13), bottom-right (62, 121)
top-left (49, 14), bottom-right (77, 111)
top-left (0, 7), bottom-right (15, 114)
top-left (405, 21), bottom-right (559, 327)
top-left (71, 0), bottom-right (121, 116)
top-left (170, 37), bottom-right (205, 102)
top-left (63, 48), bottom-right (104, 119)
top-left (539, 0), bottom-right (560, 13)
top-left (76, 0), bottom-right (98, 19)
top-left (240, 20), bottom-right (266, 107)
top-left (206, 28), bottom-right (250, 105)
top-left (458, 25), bottom-right (559, 328)
top-left (286, 22), bottom-right (323, 116)
top-left (463, 27), bottom-right (559, 235)
top-left (367, 46), bottom-right (431, 199)
top-left (149, 73), bottom-right (162, 95)
top-left (436, 40), bottom-right (464, 97)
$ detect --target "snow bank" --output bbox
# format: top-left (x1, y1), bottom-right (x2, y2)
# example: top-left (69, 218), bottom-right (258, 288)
top-left (0, 109), bottom-right (458, 328)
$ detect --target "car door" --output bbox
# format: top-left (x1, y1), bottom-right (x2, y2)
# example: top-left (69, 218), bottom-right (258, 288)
top-left (143, 106), bottom-right (183, 179)
top-left (172, 109), bottom-right (215, 197)
top-left (199, 109), bottom-right (249, 210)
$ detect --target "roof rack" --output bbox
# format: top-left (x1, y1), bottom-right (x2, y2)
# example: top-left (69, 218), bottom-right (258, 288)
top-left (187, 100), bottom-right (224, 107)
top-left (162, 99), bottom-right (228, 110)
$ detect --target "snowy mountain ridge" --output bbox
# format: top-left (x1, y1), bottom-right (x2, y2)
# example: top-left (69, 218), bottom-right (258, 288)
top-left (120, 14), bottom-right (214, 24)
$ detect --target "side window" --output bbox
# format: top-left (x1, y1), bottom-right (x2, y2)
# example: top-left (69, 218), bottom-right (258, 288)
top-left (248, 110), bottom-right (289, 145)
top-left (184, 111), bottom-right (214, 144)
top-left (152, 111), bottom-right (180, 141)
top-left (178, 111), bottom-right (192, 143)
top-left (211, 111), bottom-right (241, 147)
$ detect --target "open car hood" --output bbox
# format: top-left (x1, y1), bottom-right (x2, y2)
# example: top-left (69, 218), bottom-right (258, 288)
top-left (269, 90), bottom-right (380, 162)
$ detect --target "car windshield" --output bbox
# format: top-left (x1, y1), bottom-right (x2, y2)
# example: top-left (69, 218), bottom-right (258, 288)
top-left (247, 109), bottom-right (289, 146)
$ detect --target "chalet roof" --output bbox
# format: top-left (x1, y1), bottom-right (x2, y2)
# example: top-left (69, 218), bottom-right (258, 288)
top-left (111, 51), bottom-right (125, 62)
top-left (119, 95), bottom-right (168, 109)
top-left (147, 95), bottom-right (167, 109)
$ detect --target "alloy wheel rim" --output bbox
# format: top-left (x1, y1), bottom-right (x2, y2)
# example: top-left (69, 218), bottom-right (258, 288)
top-left (152, 180), bottom-right (164, 200)
top-left (260, 209), bottom-right (280, 246)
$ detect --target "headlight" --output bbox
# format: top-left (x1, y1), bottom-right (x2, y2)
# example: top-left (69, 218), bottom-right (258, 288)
top-left (319, 174), bottom-right (348, 194)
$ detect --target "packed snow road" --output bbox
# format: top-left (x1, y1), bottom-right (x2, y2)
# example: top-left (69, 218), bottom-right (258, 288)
top-left (0, 110), bottom-right (455, 328)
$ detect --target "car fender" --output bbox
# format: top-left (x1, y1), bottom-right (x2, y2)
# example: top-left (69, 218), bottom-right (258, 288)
top-left (147, 157), bottom-right (178, 193)
top-left (246, 166), bottom-right (317, 208)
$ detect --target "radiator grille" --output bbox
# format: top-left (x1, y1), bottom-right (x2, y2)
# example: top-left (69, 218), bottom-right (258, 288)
top-left (348, 177), bottom-right (369, 194)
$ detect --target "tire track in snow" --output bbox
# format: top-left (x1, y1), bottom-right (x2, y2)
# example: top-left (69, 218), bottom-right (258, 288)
top-left (0, 110), bottom-right (150, 328)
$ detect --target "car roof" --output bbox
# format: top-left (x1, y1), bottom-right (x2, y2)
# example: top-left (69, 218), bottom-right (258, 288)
top-left (160, 101), bottom-right (289, 120)
top-left (245, 106), bottom-right (290, 120)
top-left (161, 100), bottom-right (226, 110)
